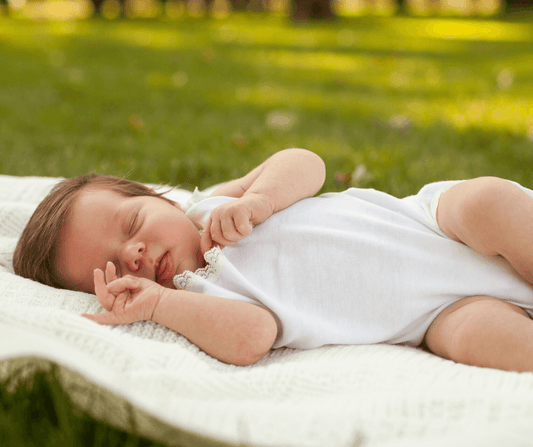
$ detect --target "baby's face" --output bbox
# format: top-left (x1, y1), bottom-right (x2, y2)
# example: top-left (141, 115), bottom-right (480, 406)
top-left (55, 187), bottom-right (204, 293)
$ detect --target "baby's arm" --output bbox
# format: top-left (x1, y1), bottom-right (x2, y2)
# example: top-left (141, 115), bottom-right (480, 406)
top-left (202, 148), bottom-right (325, 251)
top-left (84, 263), bottom-right (277, 366)
top-left (152, 287), bottom-right (277, 366)
top-left (210, 148), bottom-right (325, 203)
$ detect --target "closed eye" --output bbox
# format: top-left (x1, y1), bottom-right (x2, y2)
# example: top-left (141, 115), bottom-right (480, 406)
top-left (129, 210), bottom-right (140, 236)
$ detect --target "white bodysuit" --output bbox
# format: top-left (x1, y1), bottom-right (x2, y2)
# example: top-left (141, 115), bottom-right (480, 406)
top-left (174, 181), bottom-right (533, 350)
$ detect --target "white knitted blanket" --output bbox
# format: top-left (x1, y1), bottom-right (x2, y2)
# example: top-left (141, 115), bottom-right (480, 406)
top-left (1, 174), bottom-right (533, 447)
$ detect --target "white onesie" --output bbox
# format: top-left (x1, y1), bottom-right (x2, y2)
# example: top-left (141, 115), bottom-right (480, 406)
top-left (174, 181), bottom-right (533, 350)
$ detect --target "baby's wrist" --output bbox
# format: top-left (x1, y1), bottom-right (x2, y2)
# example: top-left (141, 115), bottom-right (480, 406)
top-left (243, 191), bottom-right (275, 219)
top-left (150, 286), bottom-right (174, 323)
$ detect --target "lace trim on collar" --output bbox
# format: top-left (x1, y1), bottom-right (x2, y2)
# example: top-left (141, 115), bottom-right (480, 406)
top-left (173, 246), bottom-right (224, 290)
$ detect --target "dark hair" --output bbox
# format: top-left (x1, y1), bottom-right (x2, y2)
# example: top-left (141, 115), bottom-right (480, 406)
top-left (13, 174), bottom-right (176, 290)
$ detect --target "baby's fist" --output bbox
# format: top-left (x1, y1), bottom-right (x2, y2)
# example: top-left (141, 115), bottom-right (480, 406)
top-left (201, 193), bottom-right (273, 252)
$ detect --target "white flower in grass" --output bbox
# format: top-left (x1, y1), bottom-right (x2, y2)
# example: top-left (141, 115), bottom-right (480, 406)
top-left (496, 68), bottom-right (514, 90)
top-left (352, 164), bottom-right (368, 182)
top-left (350, 164), bottom-right (374, 187)
top-left (389, 114), bottom-right (411, 130)
top-left (172, 71), bottom-right (188, 88)
top-left (266, 111), bottom-right (298, 130)
top-left (66, 67), bottom-right (85, 84)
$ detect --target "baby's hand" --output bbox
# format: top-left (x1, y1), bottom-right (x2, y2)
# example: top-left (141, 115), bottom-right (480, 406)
top-left (201, 193), bottom-right (273, 253)
top-left (82, 262), bottom-right (169, 326)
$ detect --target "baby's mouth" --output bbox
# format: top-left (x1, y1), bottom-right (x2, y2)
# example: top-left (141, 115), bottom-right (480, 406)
top-left (156, 252), bottom-right (174, 285)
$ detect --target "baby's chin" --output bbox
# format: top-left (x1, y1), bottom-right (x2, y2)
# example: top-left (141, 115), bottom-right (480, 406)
top-left (163, 251), bottom-right (206, 289)
top-left (163, 281), bottom-right (175, 289)
top-left (162, 265), bottom-right (195, 289)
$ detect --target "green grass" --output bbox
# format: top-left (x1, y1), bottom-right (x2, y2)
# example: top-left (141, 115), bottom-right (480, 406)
top-left (2, 9), bottom-right (533, 447)
top-left (2, 13), bottom-right (533, 197)
top-left (0, 364), bottom-right (169, 447)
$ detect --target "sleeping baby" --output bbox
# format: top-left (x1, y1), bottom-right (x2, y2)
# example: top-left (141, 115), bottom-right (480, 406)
top-left (13, 148), bottom-right (533, 370)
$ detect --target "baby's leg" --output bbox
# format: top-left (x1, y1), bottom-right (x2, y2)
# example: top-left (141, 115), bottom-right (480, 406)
top-left (436, 177), bottom-right (533, 285)
top-left (425, 296), bottom-right (533, 372)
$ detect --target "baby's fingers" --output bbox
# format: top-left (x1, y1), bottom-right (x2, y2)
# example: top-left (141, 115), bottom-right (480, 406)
top-left (105, 261), bottom-right (119, 283)
top-left (201, 217), bottom-right (225, 253)
top-left (217, 212), bottom-right (252, 245)
top-left (106, 276), bottom-right (140, 296)
top-left (209, 217), bottom-right (235, 247)
top-left (232, 210), bottom-right (253, 238)
top-left (94, 269), bottom-right (114, 311)
top-left (82, 312), bottom-right (121, 326)
top-left (201, 218), bottom-right (214, 254)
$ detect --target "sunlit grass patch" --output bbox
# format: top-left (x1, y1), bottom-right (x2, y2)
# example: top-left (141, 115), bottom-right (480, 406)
top-left (1, 14), bottom-right (533, 196)
top-left (392, 16), bottom-right (533, 41)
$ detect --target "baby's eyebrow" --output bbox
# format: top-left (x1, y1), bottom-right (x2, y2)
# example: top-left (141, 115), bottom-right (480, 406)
top-left (114, 203), bottom-right (128, 233)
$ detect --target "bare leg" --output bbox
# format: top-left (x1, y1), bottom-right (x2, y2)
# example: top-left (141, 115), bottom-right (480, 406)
top-left (424, 178), bottom-right (533, 371)
top-left (437, 177), bottom-right (533, 285)
top-left (425, 296), bottom-right (533, 372)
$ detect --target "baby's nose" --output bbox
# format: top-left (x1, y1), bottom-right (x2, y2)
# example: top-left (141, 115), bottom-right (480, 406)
top-left (126, 256), bottom-right (144, 272)
top-left (124, 242), bottom-right (145, 272)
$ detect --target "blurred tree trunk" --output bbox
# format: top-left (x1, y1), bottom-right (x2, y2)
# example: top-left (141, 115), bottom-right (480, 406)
top-left (290, 0), bottom-right (335, 21)
top-left (504, 0), bottom-right (533, 12)
top-left (247, 0), bottom-right (265, 12)
top-left (229, 0), bottom-right (251, 10)
top-left (90, 0), bottom-right (127, 16)
top-left (395, 0), bottom-right (407, 13)
top-left (91, 0), bottom-right (106, 15)
top-left (204, 0), bottom-right (264, 13)
top-left (0, 0), bottom-right (9, 16)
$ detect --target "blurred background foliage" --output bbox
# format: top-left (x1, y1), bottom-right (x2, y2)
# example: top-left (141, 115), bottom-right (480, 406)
top-left (2, 5), bottom-right (533, 197)
top-left (1, 0), bottom-right (532, 20)
top-left (1, 0), bottom-right (533, 198)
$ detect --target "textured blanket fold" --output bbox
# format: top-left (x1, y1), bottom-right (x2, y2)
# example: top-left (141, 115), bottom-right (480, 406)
top-left (1, 174), bottom-right (533, 447)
